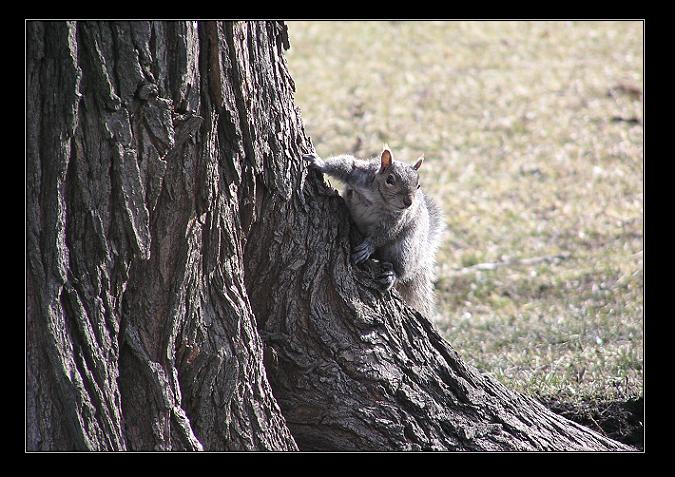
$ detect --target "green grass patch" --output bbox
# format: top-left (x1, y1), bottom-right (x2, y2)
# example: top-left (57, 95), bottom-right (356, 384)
top-left (286, 20), bottom-right (643, 402)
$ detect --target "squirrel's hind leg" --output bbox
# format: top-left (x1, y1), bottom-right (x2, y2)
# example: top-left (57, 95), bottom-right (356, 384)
top-left (374, 261), bottom-right (397, 291)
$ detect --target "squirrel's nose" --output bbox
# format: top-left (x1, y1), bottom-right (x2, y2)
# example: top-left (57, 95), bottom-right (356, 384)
top-left (403, 197), bottom-right (413, 207)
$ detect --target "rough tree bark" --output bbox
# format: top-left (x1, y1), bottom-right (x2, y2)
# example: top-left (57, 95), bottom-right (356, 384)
top-left (26, 20), bottom-right (632, 451)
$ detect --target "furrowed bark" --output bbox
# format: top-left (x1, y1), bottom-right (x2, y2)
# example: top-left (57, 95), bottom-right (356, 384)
top-left (26, 20), bottom-right (297, 451)
top-left (26, 20), bottom-right (632, 451)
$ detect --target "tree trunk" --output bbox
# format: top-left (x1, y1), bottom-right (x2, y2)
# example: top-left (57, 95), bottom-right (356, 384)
top-left (25, 20), bottom-right (632, 451)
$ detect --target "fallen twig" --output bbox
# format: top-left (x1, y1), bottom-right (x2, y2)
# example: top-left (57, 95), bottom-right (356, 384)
top-left (448, 252), bottom-right (572, 277)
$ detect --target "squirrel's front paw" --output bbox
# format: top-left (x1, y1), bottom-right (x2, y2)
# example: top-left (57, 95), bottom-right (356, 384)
top-left (376, 263), bottom-right (397, 291)
top-left (303, 153), bottom-right (326, 172)
top-left (351, 238), bottom-right (375, 265)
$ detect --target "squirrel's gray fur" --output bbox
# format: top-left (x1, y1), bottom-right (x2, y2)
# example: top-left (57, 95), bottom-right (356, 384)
top-left (304, 146), bottom-right (445, 317)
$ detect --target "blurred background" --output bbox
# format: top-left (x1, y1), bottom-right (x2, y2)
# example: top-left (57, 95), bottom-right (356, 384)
top-left (286, 21), bottom-right (642, 409)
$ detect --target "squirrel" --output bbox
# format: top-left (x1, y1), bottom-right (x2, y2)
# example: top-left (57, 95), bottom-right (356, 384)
top-left (304, 146), bottom-right (445, 317)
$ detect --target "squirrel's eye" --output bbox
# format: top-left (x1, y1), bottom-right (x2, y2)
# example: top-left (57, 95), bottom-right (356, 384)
top-left (417, 184), bottom-right (421, 189)
top-left (386, 175), bottom-right (395, 185)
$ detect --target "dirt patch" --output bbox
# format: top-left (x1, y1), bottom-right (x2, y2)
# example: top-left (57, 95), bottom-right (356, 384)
top-left (540, 396), bottom-right (644, 450)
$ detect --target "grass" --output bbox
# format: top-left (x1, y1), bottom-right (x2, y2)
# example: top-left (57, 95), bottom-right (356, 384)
top-left (285, 21), bottom-right (643, 404)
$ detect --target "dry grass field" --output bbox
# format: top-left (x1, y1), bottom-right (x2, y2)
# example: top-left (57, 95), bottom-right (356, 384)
top-left (285, 21), bottom-right (643, 410)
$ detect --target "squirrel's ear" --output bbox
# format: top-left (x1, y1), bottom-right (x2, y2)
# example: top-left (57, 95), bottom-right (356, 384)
top-left (413, 154), bottom-right (424, 170)
top-left (380, 147), bottom-right (393, 172)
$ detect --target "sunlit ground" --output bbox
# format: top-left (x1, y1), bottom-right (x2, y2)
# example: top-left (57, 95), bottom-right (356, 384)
top-left (286, 20), bottom-right (643, 402)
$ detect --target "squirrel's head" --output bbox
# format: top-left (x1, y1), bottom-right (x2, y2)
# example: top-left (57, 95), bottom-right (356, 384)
top-left (374, 146), bottom-right (424, 212)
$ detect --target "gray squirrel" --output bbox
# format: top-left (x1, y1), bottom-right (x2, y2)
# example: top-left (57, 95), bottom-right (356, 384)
top-left (304, 146), bottom-right (445, 317)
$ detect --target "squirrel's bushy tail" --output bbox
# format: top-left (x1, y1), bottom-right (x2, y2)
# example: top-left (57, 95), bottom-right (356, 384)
top-left (396, 273), bottom-right (436, 318)
top-left (424, 192), bottom-right (446, 258)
